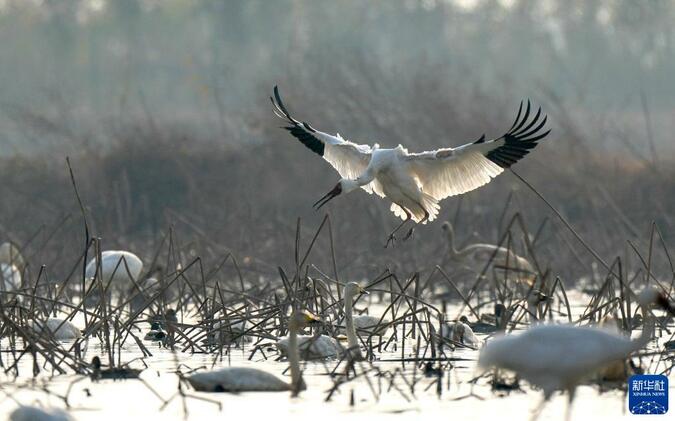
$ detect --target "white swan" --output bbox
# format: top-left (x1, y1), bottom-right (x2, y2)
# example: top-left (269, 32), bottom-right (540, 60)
top-left (10, 406), bottom-right (74, 421)
top-left (478, 287), bottom-right (674, 420)
top-left (276, 331), bottom-right (341, 360)
top-left (338, 283), bottom-right (390, 338)
top-left (188, 311), bottom-right (319, 395)
top-left (350, 315), bottom-right (390, 335)
top-left (440, 320), bottom-right (480, 348)
top-left (30, 318), bottom-right (81, 340)
top-left (442, 222), bottom-right (535, 286)
top-left (342, 282), bottom-right (366, 359)
top-left (85, 250), bottom-right (143, 286)
top-left (595, 315), bottom-right (637, 381)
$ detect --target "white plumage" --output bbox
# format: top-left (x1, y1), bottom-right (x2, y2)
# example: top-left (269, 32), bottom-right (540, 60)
top-left (85, 250), bottom-right (143, 285)
top-left (478, 287), bottom-right (674, 419)
top-left (441, 321), bottom-right (481, 348)
top-left (276, 334), bottom-right (341, 359)
top-left (351, 314), bottom-right (391, 336)
top-left (188, 311), bottom-right (319, 395)
top-left (10, 406), bottom-right (74, 421)
top-left (271, 87), bottom-right (549, 242)
top-left (187, 367), bottom-right (290, 392)
top-left (595, 315), bottom-right (635, 381)
top-left (442, 221), bottom-right (536, 286)
top-left (338, 283), bottom-right (390, 337)
top-left (30, 318), bottom-right (82, 340)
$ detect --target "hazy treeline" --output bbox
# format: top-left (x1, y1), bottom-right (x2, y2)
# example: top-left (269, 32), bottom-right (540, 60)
top-left (1, 0), bottom-right (674, 152)
top-left (0, 0), bottom-right (672, 288)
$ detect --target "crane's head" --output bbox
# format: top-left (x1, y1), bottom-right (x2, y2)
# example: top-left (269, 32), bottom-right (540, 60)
top-left (313, 179), bottom-right (359, 210)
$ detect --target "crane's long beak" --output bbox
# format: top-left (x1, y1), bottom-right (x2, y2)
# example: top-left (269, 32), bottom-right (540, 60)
top-left (313, 183), bottom-right (342, 210)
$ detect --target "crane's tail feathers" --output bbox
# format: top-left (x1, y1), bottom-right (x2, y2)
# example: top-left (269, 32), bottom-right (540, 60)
top-left (389, 194), bottom-right (439, 224)
top-left (390, 203), bottom-right (408, 221)
top-left (420, 193), bottom-right (440, 223)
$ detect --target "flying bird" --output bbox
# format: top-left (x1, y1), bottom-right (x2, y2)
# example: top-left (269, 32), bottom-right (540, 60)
top-left (271, 87), bottom-right (550, 246)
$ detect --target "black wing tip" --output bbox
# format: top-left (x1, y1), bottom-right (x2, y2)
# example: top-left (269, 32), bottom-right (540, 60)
top-left (487, 100), bottom-right (551, 168)
top-left (272, 86), bottom-right (325, 157)
top-left (273, 85), bottom-right (283, 107)
top-left (504, 99), bottom-right (550, 143)
top-left (271, 85), bottom-right (297, 124)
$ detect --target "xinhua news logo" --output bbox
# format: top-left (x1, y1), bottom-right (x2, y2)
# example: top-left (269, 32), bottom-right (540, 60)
top-left (628, 374), bottom-right (668, 415)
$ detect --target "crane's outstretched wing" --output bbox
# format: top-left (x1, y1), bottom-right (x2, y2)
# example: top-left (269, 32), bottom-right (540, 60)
top-left (405, 100), bottom-right (550, 201)
top-left (271, 86), bottom-right (384, 196)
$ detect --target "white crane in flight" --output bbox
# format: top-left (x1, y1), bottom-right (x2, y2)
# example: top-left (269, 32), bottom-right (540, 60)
top-left (271, 87), bottom-right (550, 246)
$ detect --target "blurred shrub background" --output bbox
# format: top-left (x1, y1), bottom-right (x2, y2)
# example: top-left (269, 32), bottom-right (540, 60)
top-left (0, 0), bottom-right (672, 284)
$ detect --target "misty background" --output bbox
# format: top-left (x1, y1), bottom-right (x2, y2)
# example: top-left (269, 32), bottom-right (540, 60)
top-left (0, 0), bottom-right (672, 287)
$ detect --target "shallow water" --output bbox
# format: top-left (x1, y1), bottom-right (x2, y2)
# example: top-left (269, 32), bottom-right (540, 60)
top-left (1, 293), bottom-right (673, 421)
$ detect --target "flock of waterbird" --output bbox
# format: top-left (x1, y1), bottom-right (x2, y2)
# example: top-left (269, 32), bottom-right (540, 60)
top-left (1, 87), bottom-right (673, 421)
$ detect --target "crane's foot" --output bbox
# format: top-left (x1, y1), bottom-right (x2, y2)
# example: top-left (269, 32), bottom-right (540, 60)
top-left (384, 233), bottom-right (397, 248)
top-left (402, 227), bottom-right (415, 241)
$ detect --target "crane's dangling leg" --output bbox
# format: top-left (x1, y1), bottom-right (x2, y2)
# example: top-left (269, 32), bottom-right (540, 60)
top-left (385, 207), bottom-right (412, 248)
top-left (402, 208), bottom-right (429, 242)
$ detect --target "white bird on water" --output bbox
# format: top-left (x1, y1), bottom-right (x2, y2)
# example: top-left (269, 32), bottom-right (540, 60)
top-left (276, 318), bottom-right (342, 360)
top-left (440, 320), bottom-right (481, 348)
top-left (478, 287), bottom-right (675, 421)
top-left (10, 406), bottom-right (74, 421)
top-left (85, 250), bottom-right (143, 285)
top-left (340, 282), bottom-right (390, 338)
top-left (341, 282), bottom-right (370, 360)
top-left (187, 311), bottom-right (320, 396)
top-left (30, 318), bottom-right (82, 340)
top-left (271, 87), bottom-right (550, 246)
